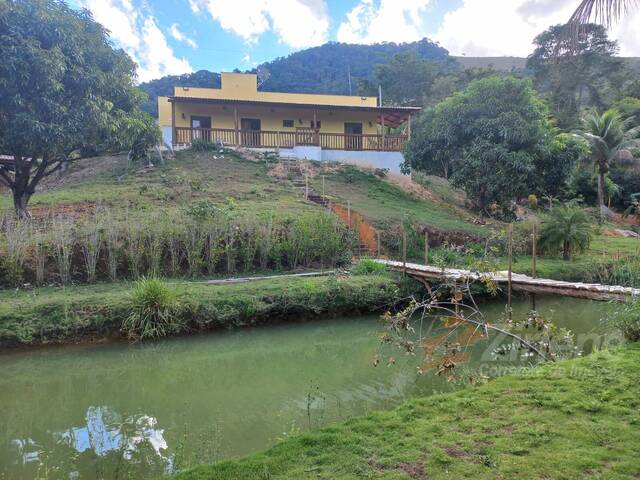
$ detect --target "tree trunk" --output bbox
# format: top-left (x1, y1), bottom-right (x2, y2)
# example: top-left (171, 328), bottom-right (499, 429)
top-left (563, 241), bottom-right (571, 260)
top-left (597, 170), bottom-right (606, 223)
top-left (13, 190), bottom-right (32, 219)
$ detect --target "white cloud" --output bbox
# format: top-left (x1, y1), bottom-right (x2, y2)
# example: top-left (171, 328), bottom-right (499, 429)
top-left (610, 9), bottom-right (640, 56)
top-left (337, 0), bottom-right (431, 44)
top-left (434, 0), bottom-right (640, 57)
top-left (81, 0), bottom-right (193, 82)
top-left (189, 0), bottom-right (329, 48)
top-left (170, 23), bottom-right (198, 48)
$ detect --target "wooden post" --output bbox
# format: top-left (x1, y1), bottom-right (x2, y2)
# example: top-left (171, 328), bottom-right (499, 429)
top-left (381, 113), bottom-right (386, 151)
top-left (322, 175), bottom-right (325, 197)
top-left (277, 131), bottom-right (282, 151)
top-left (507, 224), bottom-right (513, 322)
top-left (402, 227), bottom-right (407, 276)
top-left (305, 175), bottom-right (309, 200)
top-left (424, 231), bottom-right (429, 265)
top-left (171, 100), bottom-right (176, 146)
top-left (234, 106), bottom-right (239, 146)
top-left (532, 222), bottom-right (537, 278)
top-left (377, 230), bottom-right (381, 258)
top-left (531, 222), bottom-right (537, 311)
top-left (407, 113), bottom-right (412, 141)
top-left (347, 200), bottom-right (351, 228)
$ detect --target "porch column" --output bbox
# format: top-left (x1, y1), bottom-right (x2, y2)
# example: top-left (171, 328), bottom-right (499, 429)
top-left (171, 99), bottom-right (176, 146)
top-left (407, 113), bottom-right (412, 141)
top-left (313, 109), bottom-right (318, 145)
top-left (380, 112), bottom-right (386, 151)
top-left (234, 105), bottom-right (239, 146)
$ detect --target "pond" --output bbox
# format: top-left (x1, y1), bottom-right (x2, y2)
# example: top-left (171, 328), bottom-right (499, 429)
top-left (0, 296), bottom-right (621, 479)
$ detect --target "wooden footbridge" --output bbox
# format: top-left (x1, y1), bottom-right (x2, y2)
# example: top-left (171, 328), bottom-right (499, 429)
top-left (376, 259), bottom-right (640, 302)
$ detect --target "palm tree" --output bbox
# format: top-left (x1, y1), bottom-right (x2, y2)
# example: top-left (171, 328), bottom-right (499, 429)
top-left (575, 110), bottom-right (639, 221)
top-left (538, 203), bottom-right (594, 260)
top-left (562, 0), bottom-right (638, 50)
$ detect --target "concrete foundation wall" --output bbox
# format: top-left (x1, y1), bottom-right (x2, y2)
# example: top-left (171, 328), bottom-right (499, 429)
top-left (280, 148), bottom-right (406, 175)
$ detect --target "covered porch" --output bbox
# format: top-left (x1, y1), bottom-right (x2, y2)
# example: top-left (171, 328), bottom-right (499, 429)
top-left (166, 97), bottom-right (419, 152)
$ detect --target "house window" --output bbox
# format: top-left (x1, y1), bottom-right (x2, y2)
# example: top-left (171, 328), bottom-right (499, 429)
top-left (310, 120), bottom-right (321, 129)
top-left (283, 119), bottom-right (294, 128)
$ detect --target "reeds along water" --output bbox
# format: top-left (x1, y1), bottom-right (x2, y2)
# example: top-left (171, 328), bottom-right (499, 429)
top-left (0, 209), bottom-right (351, 286)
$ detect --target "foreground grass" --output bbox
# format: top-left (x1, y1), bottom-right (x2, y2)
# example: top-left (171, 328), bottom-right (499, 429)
top-left (0, 274), bottom-right (400, 347)
top-left (175, 344), bottom-right (640, 480)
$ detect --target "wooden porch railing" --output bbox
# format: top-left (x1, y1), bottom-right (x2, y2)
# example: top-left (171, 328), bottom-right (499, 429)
top-left (174, 127), bottom-right (408, 152)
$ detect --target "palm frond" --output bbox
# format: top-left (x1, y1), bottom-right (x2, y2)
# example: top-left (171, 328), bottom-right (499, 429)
top-left (560, 0), bottom-right (638, 52)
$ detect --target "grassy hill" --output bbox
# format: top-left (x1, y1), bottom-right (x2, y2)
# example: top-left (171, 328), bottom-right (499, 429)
top-left (0, 149), bottom-right (484, 237)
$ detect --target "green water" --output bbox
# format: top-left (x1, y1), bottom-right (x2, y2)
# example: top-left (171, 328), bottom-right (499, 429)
top-left (0, 296), bottom-right (620, 479)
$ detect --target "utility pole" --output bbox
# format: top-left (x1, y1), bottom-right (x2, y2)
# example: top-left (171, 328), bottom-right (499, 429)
top-left (348, 66), bottom-right (352, 96)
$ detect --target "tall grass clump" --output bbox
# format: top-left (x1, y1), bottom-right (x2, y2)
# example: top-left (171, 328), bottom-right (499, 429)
top-left (52, 218), bottom-right (74, 284)
top-left (79, 219), bottom-right (101, 283)
top-left (122, 278), bottom-right (181, 340)
top-left (1, 217), bottom-right (31, 285)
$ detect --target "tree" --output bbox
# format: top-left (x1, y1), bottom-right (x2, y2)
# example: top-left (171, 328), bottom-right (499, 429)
top-left (374, 53), bottom-right (456, 107)
top-left (575, 109), bottom-right (640, 220)
top-left (538, 203), bottom-right (594, 260)
top-left (404, 76), bottom-right (583, 215)
top-left (0, 0), bottom-right (160, 217)
top-left (527, 24), bottom-right (628, 128)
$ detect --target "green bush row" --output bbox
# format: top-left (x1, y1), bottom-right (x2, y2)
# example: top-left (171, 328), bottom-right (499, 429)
top-left (0, 208), bottom-right (353, 287)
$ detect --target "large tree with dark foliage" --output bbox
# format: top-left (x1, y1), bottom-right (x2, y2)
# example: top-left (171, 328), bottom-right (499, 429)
top-left (404, 76), bottom-right (587, 215)
top-left (0, 0), bottom-right (159, 217)
top-left (527, 24), bottom-right (629, 128)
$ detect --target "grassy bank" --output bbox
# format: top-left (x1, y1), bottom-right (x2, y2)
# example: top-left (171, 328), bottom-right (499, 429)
top-left (0, 274), bottom-right (401, 347)
top-left (175, 343), bottom-right (640, 480)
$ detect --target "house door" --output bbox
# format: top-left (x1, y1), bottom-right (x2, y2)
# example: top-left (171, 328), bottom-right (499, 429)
top-left (344, 122), bottom-right (363, 150)
top-left (241, 118), bottom-right (261, 146)
top-left (191, 116), bottom-right (211, 141)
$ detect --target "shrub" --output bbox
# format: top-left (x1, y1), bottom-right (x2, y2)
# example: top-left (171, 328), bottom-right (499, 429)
top-left (122, 278), bottom-right (181, 340)
top-left (352, 257), bottom-right (387, 275)
top-left (612, 302), bottom-right (640, 342)
top-left (538, 203), bottom-right (594, 260)
top-left (191, 138), bottom-right (220, 152)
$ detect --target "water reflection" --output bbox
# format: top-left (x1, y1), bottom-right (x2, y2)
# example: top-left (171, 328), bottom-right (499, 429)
top-left (10, 407), bottom-right (170, 478)
top-left (0, 301), bottom-right (618, 480)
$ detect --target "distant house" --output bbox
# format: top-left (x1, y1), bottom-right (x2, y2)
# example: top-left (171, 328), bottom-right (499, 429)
top-left (158, 72), bottom-right (420, 173)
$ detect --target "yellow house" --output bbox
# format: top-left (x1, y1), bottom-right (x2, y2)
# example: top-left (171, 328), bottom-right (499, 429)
top-left (158, 72), bottom-right (420, 172)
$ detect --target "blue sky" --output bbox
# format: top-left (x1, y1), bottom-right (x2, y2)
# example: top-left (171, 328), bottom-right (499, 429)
top-left (73, 0), bottom-right (640, 82)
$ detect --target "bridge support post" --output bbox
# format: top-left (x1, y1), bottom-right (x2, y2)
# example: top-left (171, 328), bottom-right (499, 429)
top-left (507, 224), bottom-right (513, 322)
top-left (424, 231), bottom-right (429, 265)
top-left (402, 228), bottom-right (407, 276)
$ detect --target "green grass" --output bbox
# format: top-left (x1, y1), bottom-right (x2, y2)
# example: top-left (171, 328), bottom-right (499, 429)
top-left (0, 150), bottom-right (315, 218)
top-left (506, 234), bottom-right (640, 283)
top-left (174, 343), bottom-right (640, 479)
top-left (0, 274), bottom-right (401, 346)
top-left (310, 165), bottom-right (487, 236)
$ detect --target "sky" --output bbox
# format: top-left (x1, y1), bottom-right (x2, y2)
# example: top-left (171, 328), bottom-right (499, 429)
top-left (70, 0), bottom-right (640, 83)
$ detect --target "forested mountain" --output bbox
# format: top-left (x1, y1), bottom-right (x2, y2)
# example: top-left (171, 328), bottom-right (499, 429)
top-left (138, 38), bottom-right (450, 116)
top-left (138, 36), bottom-right (640, 118)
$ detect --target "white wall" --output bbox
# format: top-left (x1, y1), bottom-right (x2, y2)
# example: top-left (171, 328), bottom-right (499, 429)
top-left (279, 148), bottom-right (406, 175)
